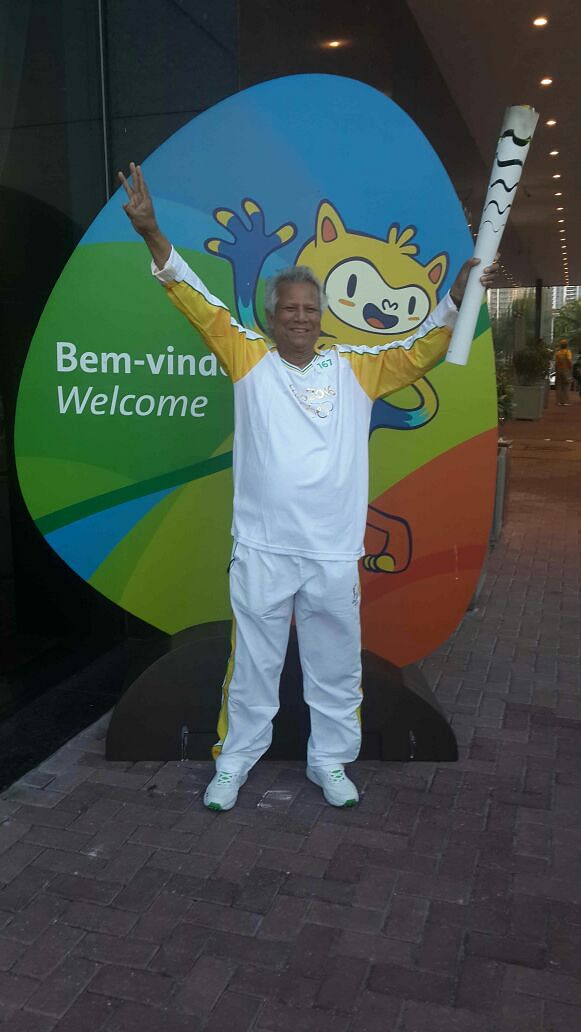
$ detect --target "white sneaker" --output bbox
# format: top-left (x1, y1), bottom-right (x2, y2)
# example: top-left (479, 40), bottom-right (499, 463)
top-left (307, 765), bottom-right (359, 807)
top-left (203, 771), bottom-right (247, 811)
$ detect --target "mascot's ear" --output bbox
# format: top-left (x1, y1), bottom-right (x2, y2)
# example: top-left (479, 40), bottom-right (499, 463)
top-left (315, 201), bottom-right (346, 247)
top-left (425, 252), bottom-right (448, 288)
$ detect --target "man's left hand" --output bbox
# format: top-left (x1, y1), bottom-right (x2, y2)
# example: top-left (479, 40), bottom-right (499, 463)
top-left (450, 257), bottom-right (499, 308)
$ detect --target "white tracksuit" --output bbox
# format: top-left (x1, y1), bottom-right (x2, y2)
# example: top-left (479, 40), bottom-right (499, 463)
top-left (153, 249), bottom-right (457, 772)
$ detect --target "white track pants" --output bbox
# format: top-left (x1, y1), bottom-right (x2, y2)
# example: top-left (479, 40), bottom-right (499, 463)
top-left (213, 544), bottom-right (362, 774)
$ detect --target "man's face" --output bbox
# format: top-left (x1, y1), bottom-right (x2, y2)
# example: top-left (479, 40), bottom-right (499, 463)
top-left (269, 281), bottom-right (321, 356)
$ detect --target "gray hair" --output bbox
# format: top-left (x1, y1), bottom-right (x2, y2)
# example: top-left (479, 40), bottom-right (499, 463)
top-left (264, 265), bottom-right (328, 317)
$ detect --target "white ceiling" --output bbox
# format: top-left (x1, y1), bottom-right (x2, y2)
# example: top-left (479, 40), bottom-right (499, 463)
top-left (407, 0), bottom-right (579, 288)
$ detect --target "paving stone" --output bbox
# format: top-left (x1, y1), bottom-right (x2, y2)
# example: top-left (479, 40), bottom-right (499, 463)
top-left (12, 922), bottom-right (84, 979)
top-left (465, 931), bottom-right (545, 968)
top-left (257, 1000), bottom-right (351, 1032)
top-left (0, 868), bottom-right (54, 913)
top-left (315, 954), bottom-right (369, 1011)
top-left (24, 956), bottom-right (100, 1016)
top-left (61, 901), bottom-right (138, 937)
top-left (286, 923), bottom-right (339, 979)
top-left (505, 964), bottom-right (581, 1006)
top-left (0, 967), bottom-right (40, 1007)
top-left (0, 1009), bottom-right (57, 1031)
top-left (45, 990), bottom-right (119, 1031)
top-left (0, 935), bottom-right (26, 970)
top-left (2, 895), bottom-right (66, 944)
top-left (456, 956), bottom-right (505, 1012)
top-left (280, 873), bottom-right (351, 905)
top-left (254, 895), bottom-right (309, 940)
top-left (89, 963), bottom-right (174, 1006)
top-left (334, 929), bottom-right (414, 966)
top-left (401, 1000), bottom-right (492, 1031)
top-left (495, 988), bottom-right (544, 1032)
top-left (544, 999), bottom-right (581, 1032)
top-left (348, 990), bottom-right (404, 1032)
top-left (383, 894), bottom-right (429, 943)
top-left (205, 929), bottom-right (290, 969)
top-left (234, 866), bottom-right (285, 913)
top-left (414, 921), bottom-right (464, 976)
top-left (0, 842), bottom-right (46, 885)
top-left (183, 899), bottom-right (261, 937)
top-left (105, 1000), bottom-right (197, 1031)
top-left (202, 989), bottom-right (262, 1032)
top-left (368, 961), bottom-right (455, 1006)
top-left (48, 873), bottom-right (121, 906)
top-left (172, 954), bottom-right (235, 1017)
top-left (74, 930), bottom-right (158, 968)
top-left (129, 891), bottom-right (191, 942)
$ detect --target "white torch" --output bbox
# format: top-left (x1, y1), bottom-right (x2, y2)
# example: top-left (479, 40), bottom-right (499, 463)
top-left (446, 105), bottom-right (539, 367)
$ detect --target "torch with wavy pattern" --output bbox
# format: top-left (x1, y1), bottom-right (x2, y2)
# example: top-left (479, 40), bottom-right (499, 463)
top-left (446, 106), bottom-right (539, 366)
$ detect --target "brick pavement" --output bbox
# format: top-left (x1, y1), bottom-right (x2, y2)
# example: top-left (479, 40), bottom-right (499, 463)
top-left (0, 392), bottom-right (580, 1031)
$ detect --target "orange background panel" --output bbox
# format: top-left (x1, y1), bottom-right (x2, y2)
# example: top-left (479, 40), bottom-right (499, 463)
top-left (361, 428), bottom-right (497, 667)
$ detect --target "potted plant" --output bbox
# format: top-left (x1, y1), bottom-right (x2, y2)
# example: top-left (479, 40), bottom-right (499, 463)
top-left (494, 353), bottom-right (514, 426)
top-left (512, 338), bottom-right (551, 420)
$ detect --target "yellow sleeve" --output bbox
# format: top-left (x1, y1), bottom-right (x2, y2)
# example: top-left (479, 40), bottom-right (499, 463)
top-left (337, 295), bottom-right (457, 400)
top-left (152, 248), bottom-right (268, 383)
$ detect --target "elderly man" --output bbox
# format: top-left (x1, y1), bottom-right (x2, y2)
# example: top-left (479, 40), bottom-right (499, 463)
top-left (119, 162), bottom-right (496, 811)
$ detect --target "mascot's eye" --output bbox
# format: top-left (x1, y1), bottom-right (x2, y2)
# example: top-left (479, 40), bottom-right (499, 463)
top-left (347, 274), bottom-right (357, 298)
top-left (408, 296), bottom-right (417, 315)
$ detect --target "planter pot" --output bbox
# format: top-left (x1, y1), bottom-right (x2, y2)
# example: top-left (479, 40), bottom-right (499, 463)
top-left (513, 384), bottom-right (545, 420)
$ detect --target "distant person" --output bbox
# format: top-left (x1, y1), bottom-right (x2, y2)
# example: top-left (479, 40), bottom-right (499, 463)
top-left (555, 339), bottom-right (573, 406)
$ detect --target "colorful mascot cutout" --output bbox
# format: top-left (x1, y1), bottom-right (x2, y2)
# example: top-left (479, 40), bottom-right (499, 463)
top-left (15, 74), bottom-right (498, 666)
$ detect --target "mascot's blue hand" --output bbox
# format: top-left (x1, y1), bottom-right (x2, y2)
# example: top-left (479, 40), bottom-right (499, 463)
top-left (205, 199), bottom-right (296, 269)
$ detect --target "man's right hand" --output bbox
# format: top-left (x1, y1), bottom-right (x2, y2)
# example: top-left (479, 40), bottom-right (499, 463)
top-left (118, 162), bottom-right (171, 269)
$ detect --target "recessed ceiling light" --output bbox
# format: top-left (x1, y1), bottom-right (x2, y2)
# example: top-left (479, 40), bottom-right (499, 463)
top-left (546, 119), bottom-right (557, 126)
top-left (553, 174), bottom-right (561, 179)
top-left (324, 40), bottom-right (342, 48)
top-left (550, 150), bottom-right (559, 156)
top-left (557, 207), bottom-right (564, 211)
top-left (533, 17), bottom-right (548, 26)
top-left (558, 219), bottom-right (565, 223)
top-left (555, 192), bottom-right (563, 196)
top-left (540, 77), bottom-right (553, 86)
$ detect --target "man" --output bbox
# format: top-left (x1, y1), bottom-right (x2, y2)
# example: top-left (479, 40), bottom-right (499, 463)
top-left (555, 338), bottom-right (573, 406)
top-left (119, 162), bottom-right (496, 811)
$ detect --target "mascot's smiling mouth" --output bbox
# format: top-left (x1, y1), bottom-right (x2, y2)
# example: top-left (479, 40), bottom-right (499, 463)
top-left (363, 303), bottom-right (398, 330)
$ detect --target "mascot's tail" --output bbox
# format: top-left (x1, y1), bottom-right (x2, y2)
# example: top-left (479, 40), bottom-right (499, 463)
top-left (369, 376), bottom-right (439, 435)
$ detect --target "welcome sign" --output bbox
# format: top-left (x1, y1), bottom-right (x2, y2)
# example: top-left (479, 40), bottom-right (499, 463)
top-left (15, 74), bottom-right (498, 666)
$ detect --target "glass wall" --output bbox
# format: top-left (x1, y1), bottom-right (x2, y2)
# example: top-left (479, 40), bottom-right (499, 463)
top-left (0, 0), bottom-right (237, 784)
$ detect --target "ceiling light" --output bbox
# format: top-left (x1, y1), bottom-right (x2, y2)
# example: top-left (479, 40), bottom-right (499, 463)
top-left (546, 119), bottom-right (557, 126)
top-left (550, 150), bottom-right (559, 156)
top-left (540, 77), bottom-right (553, 86)
top-left (557, 207), bottom-right (564, 211)
top-left (533, 17), bottom-right (548, 26)
top-left (324, 40), bottom-right (342, 48)
top-left (553, 174), bottom-right (561, 179)
top-left (555, 192), bottom-right (563, 196)
top-left (558, 219), bottom-right (565, 223)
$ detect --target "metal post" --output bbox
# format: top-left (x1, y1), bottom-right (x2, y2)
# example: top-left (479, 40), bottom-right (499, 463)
top-left (97, 0), bottom-right (111, 200)
top-left (535, 277), bottom-right (543, 341)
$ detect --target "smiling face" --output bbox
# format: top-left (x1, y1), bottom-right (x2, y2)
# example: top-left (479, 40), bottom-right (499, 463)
top-left (268, 281), bottom-right (322, 363)
top-left (295, 201), bottom-right (448, 347)
top-left (325, 258), bottom-right (431, 336)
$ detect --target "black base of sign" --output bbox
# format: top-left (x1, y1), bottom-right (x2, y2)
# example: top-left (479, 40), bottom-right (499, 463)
top-left (106, 622), bottom-right (457, 763)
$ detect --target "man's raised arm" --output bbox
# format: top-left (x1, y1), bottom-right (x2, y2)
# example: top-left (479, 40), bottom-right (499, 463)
top-left (118, 162), bottom-right (171, 270)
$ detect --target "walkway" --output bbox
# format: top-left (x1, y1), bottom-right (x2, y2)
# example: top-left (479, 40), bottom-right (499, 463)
top-left (0, 391), bottom-right (580, 1031)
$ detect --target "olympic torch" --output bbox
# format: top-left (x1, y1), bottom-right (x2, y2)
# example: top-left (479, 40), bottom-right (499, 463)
top-left (446, 105), bottom-right (539, 367)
